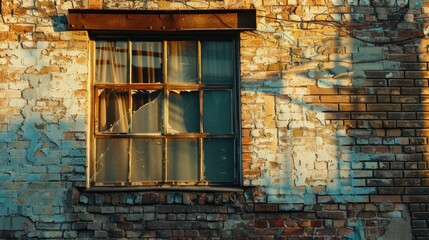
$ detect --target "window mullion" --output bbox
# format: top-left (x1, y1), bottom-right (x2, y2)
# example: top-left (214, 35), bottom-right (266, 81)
top-left (163, 40), bottom-right (168, 183)
top-left (128, 40), bottom-right (133, 183)
top-left (89, 40), bottom-right (96, 187)
top-left (198, 40), bottom-right (203, 183)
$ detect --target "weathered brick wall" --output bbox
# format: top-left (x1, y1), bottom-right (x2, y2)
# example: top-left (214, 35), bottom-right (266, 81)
top-left (0, 0), bottom-right (428, 238)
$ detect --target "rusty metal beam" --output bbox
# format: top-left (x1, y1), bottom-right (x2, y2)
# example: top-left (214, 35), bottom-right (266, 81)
top-left (68, 9), bottom-right (256, 31)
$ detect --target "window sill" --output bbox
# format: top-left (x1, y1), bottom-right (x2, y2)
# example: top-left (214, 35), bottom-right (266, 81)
top-left (75, 182), bottom-right (243, 193)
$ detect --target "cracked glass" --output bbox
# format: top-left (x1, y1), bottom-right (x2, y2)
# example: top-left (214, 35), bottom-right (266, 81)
top-left (131, 139), bottom-right (163, 182)
top-left (131, 90), bottom-right (162, 134)
top-left (95, 138), bottom-right (128, 182)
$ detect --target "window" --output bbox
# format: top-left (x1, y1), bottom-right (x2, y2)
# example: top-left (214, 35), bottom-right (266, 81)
top-left (88, 34), bottom-right (240, 187)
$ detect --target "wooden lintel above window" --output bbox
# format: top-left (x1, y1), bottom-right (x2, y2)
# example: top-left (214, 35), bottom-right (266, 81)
top-left (68, 9), bottom-right (257, 31)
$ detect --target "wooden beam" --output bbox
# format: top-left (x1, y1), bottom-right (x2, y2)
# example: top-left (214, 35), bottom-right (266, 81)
top-left (68, 9), bottom-right (256, 31)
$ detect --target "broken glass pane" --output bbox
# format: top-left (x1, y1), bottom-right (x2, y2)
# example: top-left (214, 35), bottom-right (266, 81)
top-left (95, 41), bottom-right (128, 83)
top-left (95, 138), bottom-right (129, 182)
top-left (202, 40), bottom-right (234, 84)
top-left (167, 41), bottom-right (198, 84)
top-left (97, 89), bottom-right (129, 133)
top-left (131, 139), bottom-right (163, 182)
top-left (131, 90), bottom-right (162, 134)
top-left (203, 90), bottom-right (232, 133)
top-left (203, 138), bottom-right (234, 182)
top-left (167, 139), bottom-right (198, 181)
top-left (168, 91), bottom-right (199, 133)
top-left (132, 41), bottom-right (163, 83)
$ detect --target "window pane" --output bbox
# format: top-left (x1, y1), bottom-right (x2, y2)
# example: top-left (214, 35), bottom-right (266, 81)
top-left (167, 139), bottom-right (198, 181)
top-left (131, 90), bottom-right (163, 134)
top-left (203, 90), bottom-right (232, 133)
top-left (168, 91), bottom-right (199, 133)
top-left (203, 138), bottom-right (235, 182)
top-left (167, 41), bottom-right (198, 84)
top-left (132, 41), bottom-right (163, 83)
top-left (95, 41), bottom-right (128, 83)
top-left (202, 41), bottom-right (234, 84)
top-left (95, 138), bottom-right (129, 182)
top-left (97, 89), bottom-right (129, 133)
top-left (131, 139), bottom-right (163, 182)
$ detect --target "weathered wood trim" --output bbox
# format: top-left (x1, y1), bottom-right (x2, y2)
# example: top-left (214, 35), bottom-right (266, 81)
top-left (68, 9), bottom-right (257, 31)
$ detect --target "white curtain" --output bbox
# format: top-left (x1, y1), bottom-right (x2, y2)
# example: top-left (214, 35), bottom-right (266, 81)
top-left (132, 41), bottom-right (162, 83)
top-left (95, 41), bottom-right (129, 182)
top-left (168, 41), bottom-right (198, 83)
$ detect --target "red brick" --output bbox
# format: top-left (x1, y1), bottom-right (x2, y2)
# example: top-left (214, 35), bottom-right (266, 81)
top-left (374, 170), bottom-right (403, 178)
top-left (388, 54), bottom-right (418, 62)
top-left (308, 86), bottom-right (338, 95)
top-left (367, 179), bottom-right (393, 186)
top-left (283, 228), bottom-right (305, 236)
top-left (402, 104), bottom-right (429, 111)
top-left (388, 112), bottom-right (416, 119)
top-left (171, 230), bottom-right (184, 237)
top-left (351, 95), bottom-right (377, 103)
top-left (365, 71), bottom-right (404, 78)
top-left (378, 187), bottom-right (404, 194)
top-left (391, 96), bottom-right (419, 103)
top-left (268, 219), bottom-right (285, 227)
top-left (351, 112), bottom-right (387, 120)
top-left (402, 195), bottom-right (429, 203)
top-left (402, 87), bottom-right (429, 95)
top-left (316, 211), bottom-right (346, 220)
top-left (370, 195), bottom-right (401, 203)
top-left (255, 220), bottom-right (268, 228)
top-left (360, 79), bottom-right (386, 86)
top-left (312, 103), bottom-right (338, 110)
top-left (320, 95), bottom-right (350, 103)
top-left (337, 227), bottom-right (355, 236)
top-left (299, 220), bottom-right (323, 227)
top-left (339, 104), bottom-right (366, 111)
top-left (324, 112), bottom-right (350, 120)
top-left (302, 96), bottom-right (320, 103)
top-left (377, 95), bottom-right (391, 102)
top-left (405, 71), bottom-right (429, 78)
top-left (371, 87), bottom-right (401, 95)
top-left (396, 120), bottom-right (425, 128)
top-left (367, 104), bottom-right (401, 111)
top-left (399, 63), bottom-right (427, 70)
top-left (315, 228), bottom-right (336, 235)
top-left (360, 146), bottom-right (389, 154)
top-left (339, 87), bottom-right (367, 95)
top-left (356, 211), bottom-right (377, 218)
top-left (10, 24), bottom-right (35, 32)
top-left (388, 79), bottom-right (415, 86)
top-left (405, 187), bottom-right (429, 194)
top-left (254, 204), bottom-right (279, 212)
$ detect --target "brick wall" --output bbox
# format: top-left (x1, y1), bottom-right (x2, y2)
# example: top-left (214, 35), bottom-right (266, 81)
top-left (1, 0), bottom-right (429, 238)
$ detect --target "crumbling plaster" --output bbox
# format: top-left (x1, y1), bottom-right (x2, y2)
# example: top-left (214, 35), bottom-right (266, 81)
top-left (0, 0), bottom-right (422, 238)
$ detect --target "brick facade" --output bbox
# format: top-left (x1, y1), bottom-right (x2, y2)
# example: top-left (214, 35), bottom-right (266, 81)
top-left (1, 0), bottom-right (429, 239)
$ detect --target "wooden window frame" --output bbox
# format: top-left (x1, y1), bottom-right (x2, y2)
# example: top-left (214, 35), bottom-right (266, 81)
top-left (88, 34), bottom-right (241, 189)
